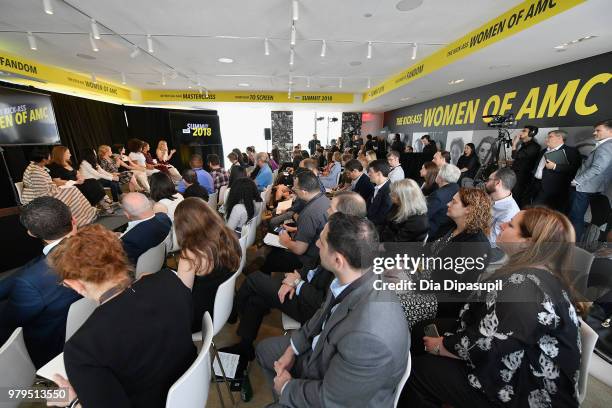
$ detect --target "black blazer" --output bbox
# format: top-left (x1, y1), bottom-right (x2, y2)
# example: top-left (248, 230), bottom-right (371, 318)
top-left (353, 173), bottom-right (375, 203)
top-left (427, 183), bottom-right (459, 239)
top-left (457, 154), bottom-right (480, 180)
top-left (367, 180), bottom-right (393, 227)
top-left (121, 213), bottom-right (172, 265)
top-left (536, 144), bottom-right (581, 195)
top-left (511, 139), bottom-right (541, 181)
top-left (297, 265), bottom-right (334, 322)
top-left (422, 143), bottom-right (437, 161)
top-left (64, 269), bottom-right (197, 408)
top-left (380, 211), bottom-right (429, 243)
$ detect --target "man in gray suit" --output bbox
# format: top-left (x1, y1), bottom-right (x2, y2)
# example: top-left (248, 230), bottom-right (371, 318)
top-left (569, 119), bottom-right (612, 240)
top-left (256, 213), bottom-right (409, 407)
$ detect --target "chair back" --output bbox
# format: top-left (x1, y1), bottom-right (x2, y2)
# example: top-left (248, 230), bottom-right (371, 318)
top-left (245, 218), bottom-right (257, 249)
top-left (217, 185), bottom-right (228, 207)
top-left (223, 188), bottom-right (231, 205)
top-left (207, 192), bottom-right (218, 210)
top-left (578, 319), bottom-right (599, 403)
top-left (14, 182), bottom-right (24, 205)
top-left (164, 227), bottom-right (180, 254)
top-left (272, 169), bottom-right (279, 183)
top-left (65, 298), bottom-right (98, 341)
top-left (0, 328), bottom-right (36, 408)
top-left (281, 313), bottom-right (301, 332)
top-left (136, 239), bottom-right (167, 278)
top-left (212, 269), bottom-right (241, 336)
top-left (572, 246), bottom-right (594, 294)
top-left (238, 227), bottom-right (249, 273)
top-left (165, 312), bottom-right (213, 408)
top-left (393, 352), bottom-right (412, 408)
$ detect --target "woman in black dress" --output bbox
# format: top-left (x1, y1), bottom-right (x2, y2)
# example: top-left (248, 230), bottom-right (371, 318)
top-left (173, 197), bottom-right (242, 332)
top-left (457, 142), bottom-right (480, 184)
top-left (380, 179), bottom-right (429, 242)
top-left (47, 146), bottom-right (109, 209)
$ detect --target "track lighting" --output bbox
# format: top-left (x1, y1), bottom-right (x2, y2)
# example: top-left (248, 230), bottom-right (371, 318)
top-left (89, 34), bottom-right (99, 52)
top-left (91, 73), bottom-right (96, 83)
top-left (411, 43), bottom-right (418, 60)
top-left (320, 40), bottom-right (326, 57)
top-left (290, 25), bottom-right (296, 46)
top-left (130, 46), bottom-right (140, 58)
top-left (121, 72), bottom-right (126, 85)
top-left (264, 38), bottom-right (270, 56)
top-left (43, 0), bottom-right (54, 15)
top-left (338, 77), bottom-right (343, 88)
top-left (367, 78), bottom-right (371, 89)
top-left (289, 49), bottom-right (294, 66)
top-left (292, 0), bottom-right (299, 21)
top-left (27, 32), bottom-right (37, 51)
top-left (367, 41), bottom-right (372, 59)
top-left (90, 19), bottom-right (100, 40)
top-left (147, 35), bottom-right (154, 53)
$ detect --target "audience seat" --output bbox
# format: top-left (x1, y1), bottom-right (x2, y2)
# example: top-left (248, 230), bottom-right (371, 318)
top-left (572, 246), bottom-right (595, 294)
top-left (282, 312), bottom-right (301, 335)
top-left (135, 239), bottom-right (167, 278)
top-left (217, 185), bottom-right (228, 207)
top-left (165, 312), bottom-right (213, 408)
top-left (207, 192), bottom-right (218, 210)
top-left (14, 182), bottom-right (24, 205)
top-left (589, 353), bottom-right (612, 388)
top-left (393, 351), bottom-right (412, 408)
top-left (65, 298), bottom-right (98, 342)
top-left (578, 318), bottom-right (599, 404)
top-left (0, 328), bottom-right (36, 408)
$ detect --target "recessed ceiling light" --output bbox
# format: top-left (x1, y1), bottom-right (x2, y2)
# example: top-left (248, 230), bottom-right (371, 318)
top-left (363, 13), bottom-right (373, 18)
top-left (553, 35), bottom-right (597, 50)
top-left (488, 64), bottom-right (510, 70)
top-left (396, 0), bottom-right (423, 12)
top-left (349, 61), bottom-right (362, 66)
top-left (218, 57), bottom-right (234, 63)
top-left (76, 53), bottom-right (96, 60)
top-left (400, 97), bottom-right (411, 101)
top-left (448, 78), bottom-right (464, 85)
top-left (238, 83), bottom-right (250, 87)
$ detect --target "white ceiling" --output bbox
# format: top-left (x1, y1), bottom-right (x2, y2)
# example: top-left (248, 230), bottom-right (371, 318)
top-left (0, 0), bottom-right (611, 112)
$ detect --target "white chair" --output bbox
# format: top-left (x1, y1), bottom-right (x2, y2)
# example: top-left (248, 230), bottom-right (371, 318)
top-left (589, 352), bottom-right (612, 388)
top-left (573, 246), bottom-right (595, 294)
top-left (238, 226), bottom-right (249, 273)
top-left (217, 185), bottom-right (228, 207)
top-left (0, 328), bottom-right (36, 408)
top-left (164, 227), bottom-right (180, 254)
top-left (245, 218), bottom-right (257, 249)
top-left (65, 298), bottom-right (98, 341)
top-left (272, 169), bottom-right (279, 184)
top-left (393, 352), bottom-right (412, 408)
top-left (166, 312), bottom-right (213, 408)
top-left (282, 313), bottom-right (301, 335)
top-left (14, 182), bottom-right (24, 205)
top-left (578, 319), bottom-right (599, 404)
top-left (191, 269), bottom-right (242, 407)
top-left (207, 192), bottom-right (218, 210)
top-left (223, 188), bottom-right (231, 205)
top-left (263, 185), bottom-right (272, 207)
top-left (136, 240), bottom-right (167, 278)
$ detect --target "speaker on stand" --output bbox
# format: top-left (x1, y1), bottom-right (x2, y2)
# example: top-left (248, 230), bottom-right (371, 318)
top-left (264, 128), bottom-right (271, 153)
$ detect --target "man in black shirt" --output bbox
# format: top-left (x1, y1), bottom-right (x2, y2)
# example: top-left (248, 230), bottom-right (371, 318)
top-left (308, 134), bottom-right (318, 156)
top-left (364, 134), bottom-right (375, 152)
top-left (511, 125), bottom-right (541, 207)
top-left (421, 135), bottom-right (437, 161)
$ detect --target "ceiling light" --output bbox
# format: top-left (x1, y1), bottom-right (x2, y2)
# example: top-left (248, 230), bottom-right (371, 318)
top-left (264, 38), bottom-right (270, 55)
top-left (288, 88), bottom-right (292, 99)
top-left (320, 40), bottom-right (326, 57)
top-left (367, 78), bottom-right (371, 89)
top-left (90, 19), bottom-right (100, 40)
top-left (411, 43), bottom-right (418, 60)
top-left (396, 0), bottom-right (424, 12)
top-left (91, 73), bottom-right (96, 83)
top-left (205, 89), bottom-right (209, 98)
top-left (292, 0), bottom-right (299, 21)
top-left (188, 84), bottom-right (192, 89)
top-left (290, 25), bottom-right (296, 46)
top-left (43, 0), bottom-right (54, 15)
top-left (130, 46), bottom-right (140, 58)
top-left (121, 72), bottom-right (126, 85)
top-left (147, 35), bottom-right (154, 53)
top-left (27, 32), bottom-right (37, 51)
top-left (306, 77), bottom-right (311, 88)
top-left (400, 96), bottom-right (411, 101)
top-left (89, 34), bottom-right (99, 52)
top-left (338, 77), bottom-right (343, 88)
top-left (367, 41), bottom-right (372, 59)
top-left (161, 73), bottom-right (166, 86)
top-left (553, 35), bottom-right (597, 50)
top-left (218, 57), bottom-right (233, 63)
top-left (238, 83), bottom-right (250, 87)
top-left (289, 49), bottom-right (295, 66)
top-left (448, 78), bottom-right (464, 85)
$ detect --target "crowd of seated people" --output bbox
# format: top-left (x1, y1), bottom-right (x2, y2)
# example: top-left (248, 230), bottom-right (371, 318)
top-left (2, 123), bottom-right (609, 407)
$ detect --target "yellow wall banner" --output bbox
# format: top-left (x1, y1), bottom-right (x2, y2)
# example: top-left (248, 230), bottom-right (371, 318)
top-left (0, 50), bottom-right (133, 101)
top-left (140, 90), bottom-right (354, 104)
top-left (363, 0), bottom-right (586, 103)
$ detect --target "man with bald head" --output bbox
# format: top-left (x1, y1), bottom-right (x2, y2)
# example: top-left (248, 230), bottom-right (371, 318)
top-left (120, 192), bottom-right (171, 265)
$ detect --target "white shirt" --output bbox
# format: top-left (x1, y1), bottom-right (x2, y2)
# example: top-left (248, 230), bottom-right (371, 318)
top-left (43, 237), bottom-right (66, 255)
top-left (79, 160), bottom-right (114, 181)
top-left (534, 144), bottom-right (563, 180)
top-left (388, 166), bottom-right (405, 183)
top-left (129, 152), bottom-right (147, 167)
top-left (489, 194), bottom-right (520, 246)
top-left (372, 179), bottom-right (389, 200)
top-left (351, 173), bottom-right (365, 190)
top-left (596, 137), bottom-right (612, 148)
top-left (121, 214), bottom-right (156, 236)
top-left (157, 193), bottom-right (184, 221)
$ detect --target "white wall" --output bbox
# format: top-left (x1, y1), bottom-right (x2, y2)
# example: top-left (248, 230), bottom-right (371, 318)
top-left (217, 106), bottom-right (272, 167)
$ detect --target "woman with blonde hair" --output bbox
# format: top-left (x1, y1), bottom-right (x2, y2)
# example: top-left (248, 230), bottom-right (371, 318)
top-left (404, 207), bottom-right (582, 408)
top-left (174, 197), bottom-right (242, 332)
top-left (380, 179), bottom-right (429, 242)
top-left (365, 150), bottom-right (378, 163)
top-left (98, 145), bottom-right (139, 192)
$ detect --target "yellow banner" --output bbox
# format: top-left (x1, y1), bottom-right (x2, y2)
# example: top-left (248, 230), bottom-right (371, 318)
top-left (141, 90), bottom-right (354, 104)
top-left (363, 0), bottom-right (586, 103)
top-left (0, 50), bottom-right (134, 101)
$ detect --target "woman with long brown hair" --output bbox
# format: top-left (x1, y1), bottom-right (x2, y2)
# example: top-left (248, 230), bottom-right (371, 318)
top-left (174, 197), bottom-right (242, 332)
top-left (404, 207), bottom-right (582, 407)
top-left (419, 161), bottom-right (439, 196)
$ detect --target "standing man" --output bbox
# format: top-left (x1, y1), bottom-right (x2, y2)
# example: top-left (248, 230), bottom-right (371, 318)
top-left (364, 134), bottom-right (376, 152)
top-left (207, 154), bottom-right (229, 193)
top-left (256, 213), bottom-right (409, 407)
top-left (421, 135), bottom-right (437, 161)
top-left (570, 119), bottom-right (612, 240)
top-left (308, 134), bottom-right (318, 156)
top-left (375, 135), bottom-right (389, 159)
top-left (177, 154), bottom-right (214, 194)
top-left (510, 125), bottom-right (541, 207)
top-left (529, 130), bottom-right (580, 212)
top-left (387, 151), bottom-right (405, 183)
top-left (366, 160), bottom-right (393, 227)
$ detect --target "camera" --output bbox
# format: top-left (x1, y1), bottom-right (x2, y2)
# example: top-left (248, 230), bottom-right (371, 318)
top-left (483, 113), bottom-right (517, 129)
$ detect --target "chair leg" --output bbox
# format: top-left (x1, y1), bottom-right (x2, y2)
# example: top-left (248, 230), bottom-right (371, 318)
top-left (212, 342), bottom-right (237, 407)
top-left (211, 356), bottom-right (227, 408)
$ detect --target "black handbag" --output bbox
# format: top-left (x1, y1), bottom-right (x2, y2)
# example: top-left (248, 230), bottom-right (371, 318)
top-left (585, 302), bottom-right (612, 364)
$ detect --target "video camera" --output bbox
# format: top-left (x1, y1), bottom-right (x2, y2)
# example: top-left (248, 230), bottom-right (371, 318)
top-left (483, 113), bottom-right (517, 129)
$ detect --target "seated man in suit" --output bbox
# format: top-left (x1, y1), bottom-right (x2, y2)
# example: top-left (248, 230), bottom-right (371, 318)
top-left (529, 130), bottom-right (580, 212)
top-left (427, 163), bottom-right (461, 240)
top-left (345, 159), bottom-right (374, 202)
top-left (120, 192), bottom-right (171, 265)
top-left (227, 192), bottom-right (367, 360)
top-left (0, 197), bottom-right (81, 368)
top-left (256, 213), bottom-right (409, 407)
top-left (366, 159), bottom-right (393, 227)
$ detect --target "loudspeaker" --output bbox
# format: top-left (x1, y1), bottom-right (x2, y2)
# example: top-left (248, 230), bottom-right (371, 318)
top-left (264, 128), bottom-right (271, 140)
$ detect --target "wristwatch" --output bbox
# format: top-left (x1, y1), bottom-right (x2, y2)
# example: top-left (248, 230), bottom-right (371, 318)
top-left (292, 278), bottom-right (302, 288)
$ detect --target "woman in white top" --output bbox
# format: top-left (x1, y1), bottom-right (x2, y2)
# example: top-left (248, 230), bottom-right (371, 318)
top-left (150, 172), bottom-right (184, 221)
top-left (156, 140), bottom-right (182, 182)
top-left (126, 139), bottom-right (151, 192)
top-left (224, 177), bottom-right (263, 233)
top-left (78, 149), bottom-right (122, 202)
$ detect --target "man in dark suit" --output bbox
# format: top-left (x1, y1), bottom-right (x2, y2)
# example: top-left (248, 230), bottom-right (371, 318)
top-left (375, 135), bottom-right (389, 159)
top-left (0, 197), bottom-right (81, 368)
top-left (511, 125), bottom-right (541, 207)
top-left (366, 160), bottom-right (393, 227)
top-left (345, 159), bottom-right (374, 202)
top-left (364, 134), bottom-right (376, 152)
top-left (120, 192), bottom-right (171, 265)
top-left (529, 130), bottom-right (580, 212)
top-left (308, 134), bottom-right (318, 156)
top-left (421, 134), bottom-right (437, 160)
top-left (427, 163), bottom-right (461, 240)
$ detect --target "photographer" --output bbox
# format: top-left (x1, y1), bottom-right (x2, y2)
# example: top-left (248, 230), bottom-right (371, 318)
top-left (510, 125), bottom-right (541, 207)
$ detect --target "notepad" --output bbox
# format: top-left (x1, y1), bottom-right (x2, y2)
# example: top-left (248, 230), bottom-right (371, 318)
top-left (544, 149), bottom-right (569, 165)
top-left (36, 352), bottom-right (66, 382)
top-left (276, 199), bottom-right (293, 214)
top-left (264, 233), bottom-right (288, 249)
top-left (213, 352), bottom-right (240, 379)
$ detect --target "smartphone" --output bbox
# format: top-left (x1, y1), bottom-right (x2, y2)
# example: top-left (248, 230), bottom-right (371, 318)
top-left (274, 226), bottom-right (284, 234)
top-left (424, 323), bottom-right (440, 338)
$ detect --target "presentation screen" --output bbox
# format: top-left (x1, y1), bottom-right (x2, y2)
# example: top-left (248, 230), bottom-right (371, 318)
top-left (0, 86), bottom-right (60, 146)
top-left (169, 112), bottom-right (222, 146)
